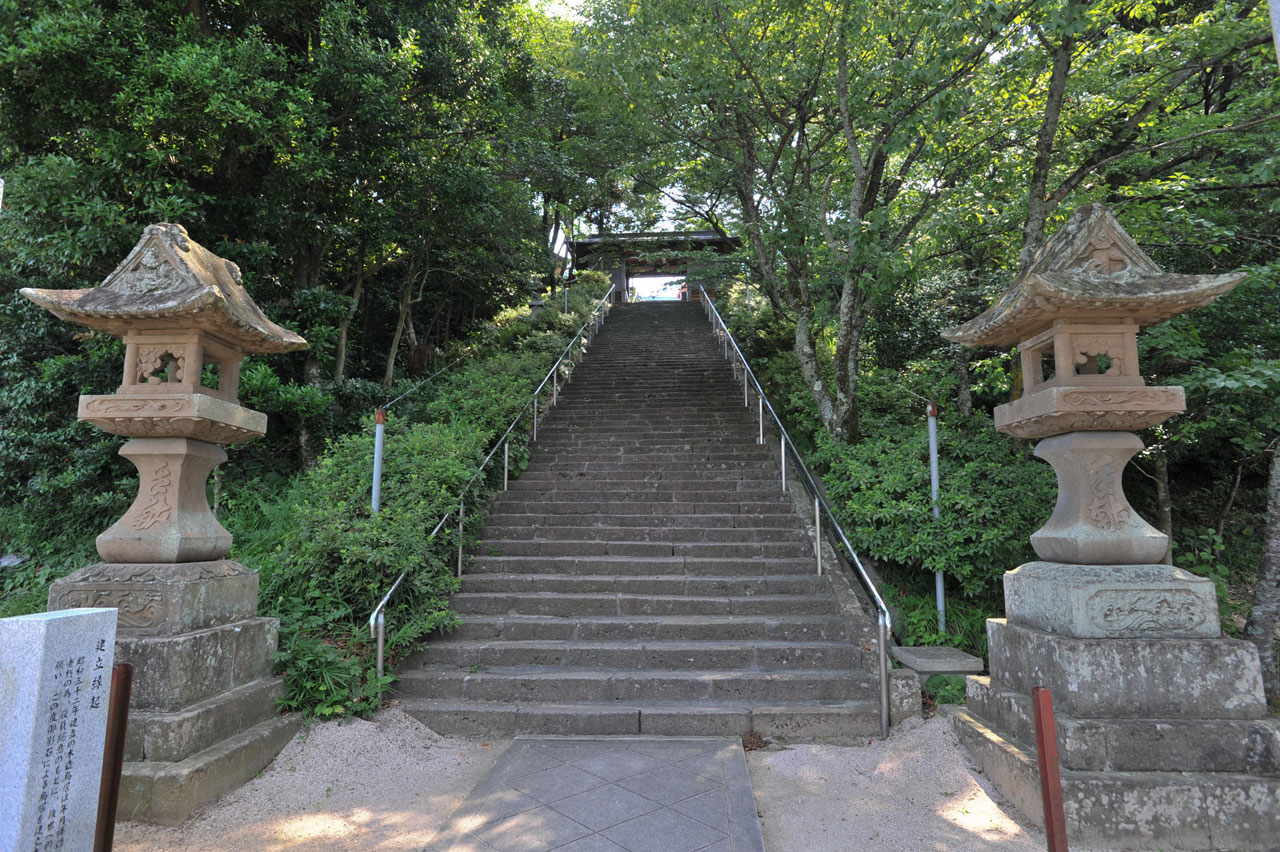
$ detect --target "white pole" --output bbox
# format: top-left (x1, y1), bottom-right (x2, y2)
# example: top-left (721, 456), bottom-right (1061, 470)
top-left (1271, 0), bottom-right (1280, 71)
top-left (927, 401), bottom-right (945, 633)
top-left (371, 409), bottom-right (386, 513)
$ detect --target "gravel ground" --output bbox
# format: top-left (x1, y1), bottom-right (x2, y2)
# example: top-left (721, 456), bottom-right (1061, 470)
top-left (114, 710), bottom-right (1059, 852)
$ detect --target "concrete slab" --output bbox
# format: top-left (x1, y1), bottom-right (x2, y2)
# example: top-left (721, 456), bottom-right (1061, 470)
top-left (427, 736), bottom-right (765, 852)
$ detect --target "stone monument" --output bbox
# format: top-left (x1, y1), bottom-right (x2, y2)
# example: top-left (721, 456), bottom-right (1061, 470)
top-left (1, 608), bottom-right (117, 852)
top-left (943, 204), bottom-right (1279, 850)
top-left (22, 223), bottom-right (308, 824)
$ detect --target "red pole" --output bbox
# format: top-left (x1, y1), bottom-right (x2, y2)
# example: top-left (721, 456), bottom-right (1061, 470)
top-left (95, 663), bottom-right (134, 852)
top-left (1032, 686), bottom-right (1069, 852)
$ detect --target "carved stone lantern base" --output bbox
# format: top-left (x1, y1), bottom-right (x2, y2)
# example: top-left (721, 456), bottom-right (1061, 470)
top-left (97, 437), bottom-right (232, 564)
top-left (1030, 431), bottom-right (1168, 564)
top-left (48, 561), bottom-right (299, 824)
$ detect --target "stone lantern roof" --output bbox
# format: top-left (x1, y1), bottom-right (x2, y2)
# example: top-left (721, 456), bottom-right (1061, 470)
top-left (943, 204), bottom-right (1245, 348)
top-left (20, 223), bottom-right (307, 354)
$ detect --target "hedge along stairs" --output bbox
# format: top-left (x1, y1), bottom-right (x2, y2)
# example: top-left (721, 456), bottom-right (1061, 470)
top-left (397, 301), bottom-right (885, 739)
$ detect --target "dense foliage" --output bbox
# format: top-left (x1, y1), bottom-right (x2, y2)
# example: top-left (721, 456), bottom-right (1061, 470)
top-left (2, 0), bottom-right (1278, 706)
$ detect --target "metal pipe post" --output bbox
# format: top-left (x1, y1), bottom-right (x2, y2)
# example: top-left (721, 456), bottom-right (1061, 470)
top-left (553, 372), bottom-right (558, 405)
top-left (533, 394), bottom-right (538, 442)
top-left (814, 496), bottom-right (822, 575)
top-left (781, 435), bottom-right (787, 492)
top-left (371, 408), bottom-right (386, 513)
top-left (503, 441), bottom-right (509, 491)
top-left (758, 394), bottom-right (764, 444)
top-left (457, 498), bottom-right (464, 578)
top-left (375, 612), bottom-right (385, 682)
top-left (94, 663), bottom-right (133, 852)
top-left (743, 361), bottom-right (748, 407)
top-left (877, 615), bottom-right (890, 739)
top-left (927, 402), bottom-right (945, 633)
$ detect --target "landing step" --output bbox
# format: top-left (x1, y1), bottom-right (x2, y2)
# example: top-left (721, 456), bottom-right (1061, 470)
top-left (399, 698), bottom-right (881, 739)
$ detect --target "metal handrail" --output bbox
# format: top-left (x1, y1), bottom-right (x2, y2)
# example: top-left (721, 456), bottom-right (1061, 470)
top-left (699, 286), bottom-right (894, 739)
top-left (367, 285), bottom-right (616, 686)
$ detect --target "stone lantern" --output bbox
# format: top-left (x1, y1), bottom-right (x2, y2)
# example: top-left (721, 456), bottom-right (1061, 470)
top-left (26, 223), bottom-right (308, 823)
top-left (943, 205), bottom-right (1279, 850)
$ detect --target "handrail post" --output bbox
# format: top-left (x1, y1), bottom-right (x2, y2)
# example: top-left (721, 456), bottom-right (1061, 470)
top-left (457, 497), bottom-right (464, 578)
top-left (878, 614), bottom-right (890, 739)
top-left (758, 394), bottom-right (764, 444)
top-left (376, 611), bottom-right (385, 693)
top-left (781, 435), bottom-right (786, 492)
top-left (503, 441), bottom-right (509, 491)
top-left (814, 496), bottom-right (822, 575)
top-left (371, 408), bottom-right (386, 513)
top-left (533, 393), bottom-right (539, 442)
top-left (553, 372), bottom-right (558, 405)
top-left (743, 361), bottom-right (748, 407)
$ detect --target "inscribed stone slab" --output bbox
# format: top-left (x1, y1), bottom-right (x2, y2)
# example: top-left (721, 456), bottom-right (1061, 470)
top-left (0, 608), bottom-right (117, 852)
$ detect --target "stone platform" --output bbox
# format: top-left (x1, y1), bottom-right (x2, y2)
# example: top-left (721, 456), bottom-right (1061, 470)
top-left (950, 616), bottom-right (1280, 850)
top-left (50, 561), bottom-right (299, 824)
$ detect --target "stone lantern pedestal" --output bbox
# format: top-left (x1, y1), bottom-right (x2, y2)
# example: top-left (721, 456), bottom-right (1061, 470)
top-left (943, 206), bottom-right (1279, 850)
top-left (23, 224), bottom-right (308, 824)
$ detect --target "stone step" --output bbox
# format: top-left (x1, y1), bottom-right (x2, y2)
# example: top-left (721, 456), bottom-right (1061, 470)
top-left (464, 555), bottom-right (819, 577)
top-left (472, 539), bottom-right (812, 559)
top-left (481, 512), bottom-right (804, 530)
top-left (528, 460), bottom-right (780, 474)
top-left (413, 639), bottom-right (860, 670)
top-left (399, 665), bottom-right (870, 702)
top-left (494, 488), bottom-right (787, 504)
top-left (479, 524), bottom-right (803, 543)
top-left (440, 612), bottom-right (851, 642)
top-left (515, 470), bottom-right (780, 485)
top-left (451, 591), bottom-right (838, 617)
top-left (399, 698), bottom-right (881, 739)
top-left (487, 499), bottom-right (794, 516)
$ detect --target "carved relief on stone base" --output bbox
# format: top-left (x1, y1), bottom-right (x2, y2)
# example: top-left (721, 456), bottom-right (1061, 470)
top-left (994, 385), bottom-right (1184, 439)
top-left (1030, 431), bottom-right (1168, 564)
top-left (79, 392), bottom-right (267, 443)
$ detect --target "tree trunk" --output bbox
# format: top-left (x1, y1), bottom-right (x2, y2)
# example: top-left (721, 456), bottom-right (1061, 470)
top-left (1244, 449), bottom-right (1280, 704)
top-left (332, 274), bottom-right (365, 384)
top-left (953, 346), bottom-right (973, 418)
top-left (382, 267), bottom-right (417, 388)
top-left (1154, 451), bottom-right (1174, 565)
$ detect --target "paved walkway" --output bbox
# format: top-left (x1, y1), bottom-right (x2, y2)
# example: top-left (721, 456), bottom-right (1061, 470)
top-left (426, 736), bottom-right (765, 852)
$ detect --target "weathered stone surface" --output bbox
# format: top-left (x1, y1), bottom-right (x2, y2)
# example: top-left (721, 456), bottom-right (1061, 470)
top-left (0, 609), bottom-right (117, 852)
top-left (986, 619), bottom-right (1266, 719)
top-left (1003, 561), bottom-right (1219, 639)
top-left (890, 645), bottom-right (984, 684)
top-left (1031, 432), bottom-right (1168, 564)
top-left (49, 560), bottom-right (258, 636)
top-left (119, 713), bottom-right (300, 825)
top-left (966, 676), bottom-right (1280, 774)
top-left (97, 437), bottom-right (232, 563)
top-left (124, 677), bottom-right (285, 763)
top-left (942, 204), bottom-right (1246, 348)
top-left (79, 392), bottom-right (267, 443)
top-left (949, 706), bottom-right (1280, 851)
top-left (888, 667), bottom-right (922, 724)
top-left (116, 617), bottom-right (277, 712)
top-left (994, 384), bottom-right (1185, 440)
top-left (20, 223), bottom-right (307, 356)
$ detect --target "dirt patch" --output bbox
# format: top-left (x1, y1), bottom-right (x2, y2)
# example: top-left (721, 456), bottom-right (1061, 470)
top-left (115, 709), bottom-right (507, 852)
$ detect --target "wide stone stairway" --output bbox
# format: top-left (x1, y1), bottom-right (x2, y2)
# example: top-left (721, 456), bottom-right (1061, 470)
top-left (398, 301), bottom-right (881, 738)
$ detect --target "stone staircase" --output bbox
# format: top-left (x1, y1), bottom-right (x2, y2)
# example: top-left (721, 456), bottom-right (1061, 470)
top-left (397, 301), bottom-right (882, 739)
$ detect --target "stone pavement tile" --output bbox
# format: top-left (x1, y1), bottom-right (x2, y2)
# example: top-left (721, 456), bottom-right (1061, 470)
top-left (469, 806), bottom-right (592, 852)
top-left (672, 751), bottom-right (726, 782)
top-left (552, 835), bottom-right (629, 852)
top-left (669, 788), bottom-right (728, 833)
top-left (506, 748), bottom-right (569, 779)
top-left (470, 788), bottom-right (541, 828)
top-left (511, 764), bottom-right (606, 804)
top-left (600, 809), bottom-right (726, 852)
top-left (616, 767), bottom-right (719, 805)
top-left (572, 749), bottom-right (666, 782)
top-left (429, 738), bottom-right (763, 852)
top-left (550, 783), bottom-right (663, 831)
